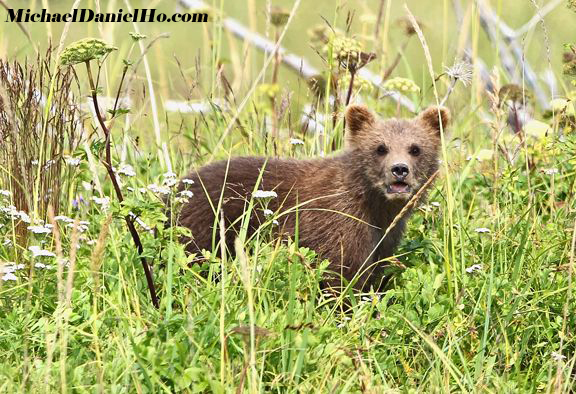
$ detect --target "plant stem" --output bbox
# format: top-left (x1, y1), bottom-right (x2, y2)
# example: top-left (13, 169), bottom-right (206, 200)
top-left (337, 68), bottom-right (356, 151)
top-left (440, 77), bottom-right (457, 106)
top-left (85, 61), bottom-right (159, 309)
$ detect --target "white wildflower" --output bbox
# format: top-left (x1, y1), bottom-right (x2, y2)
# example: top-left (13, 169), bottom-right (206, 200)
top-left (465, 264), bottom-right (483, 273)
top-left (129, 212), bottom-right (153, 233)
top-left (272, 219), bottom-right (279, 226)
top-left (252, 190), bottom-right (277, 199)
top-left (29, 245), bottom-right (56, 258)
top-left (59, 259), bottom-right (70, 267)
top-left (43, 159), bottom-right (55, 170)
top-left (82, 181), bottom-right (93, 191)
top-left (182, 178), bottom-right (195, 185)
top-left (162, 171), bottom-right (178, 187)
top-left (2, 272), bottom-right (17, 281)
top-left (91, 196), bottom-right (110, 208)
top-left (444, 61), bottom-right (473, 86)
top-left (19, 211), bottom-right (31, 223)
top-left (164, 178), bottom-right (178, 188)
top-left (67, 223), bottom-right (89, 233)
top-left (263, 209), bottom-right (274, 216)
top-left (543, 168), bottom-right (559, 176)
top-left (0, 263), bottom-right (25, 273)
top-left (64, 156), bottom-right (81, 166)
top-left (179, 190), bottom-right (194, 198)
top-left (117, 164), bottom-right (136, 177)
top-left (0, 189), bottom-right (11, 197)
top-left (474, 227), bottom-right (490, 233)
top-left (337, 316), bottom-right (352, 328)
top-left (148, 183), bottom-right (171, 195)
top-left (31, 159), bottom-right (39, 165)
top-left (3, 239), bottom-right (12, 246)
top-left (86, 239), bottom-right (97, 245)
top-left (2, 207), bottom-right (32, 223)
top-left (290, 138), bottom-right (305, 145)
top-left (34, 262), bottom-right (53, 269)
top-left (27, 224), bottom-right (53, 234)
top-left (551, 352), bottom-right (566, 362)
top-left (0, 206), bottom-right (16, 215)
top-left (54, 215), bottom-right (73, 223)
top-left (431, 201), bottom-right (440, 207)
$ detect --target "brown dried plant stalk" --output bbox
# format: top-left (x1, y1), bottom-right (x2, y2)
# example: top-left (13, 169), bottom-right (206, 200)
top-left (83, 60), bottom-right (159, 308)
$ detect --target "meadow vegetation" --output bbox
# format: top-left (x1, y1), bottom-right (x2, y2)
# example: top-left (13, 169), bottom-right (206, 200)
top-left (0, 0), bottom-right (575, 392)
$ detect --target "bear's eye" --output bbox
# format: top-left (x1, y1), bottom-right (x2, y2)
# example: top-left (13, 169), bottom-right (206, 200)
top-left (376, 145), bottom-right (388, 155)
top-left (409, 145), bottom-right (421, 156)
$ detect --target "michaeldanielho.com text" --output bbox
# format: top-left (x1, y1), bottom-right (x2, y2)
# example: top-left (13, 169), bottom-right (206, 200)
top-left (5, 8), bottom-right (208, 23)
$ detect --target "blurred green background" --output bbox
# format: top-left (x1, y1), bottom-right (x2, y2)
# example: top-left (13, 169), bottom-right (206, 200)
top-left (1, 0), bottom-right (572, 103)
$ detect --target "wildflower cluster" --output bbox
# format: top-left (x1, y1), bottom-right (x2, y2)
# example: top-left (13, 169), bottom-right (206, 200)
top-left (325, 36), bottom-right (375, 72)
top-left (339, 73), bottom-right (373, 94)
top-left (383, 77), bottom-right (420, 94)
top-left (1, 205), bottom-right (31, 223)
top-left (129, 32), bottom-right (147, 41)
top-left (328, 36), bottom-right (362, 65)
top-left (257, 83), bottom-right (280, 100)
top-left (1, 263), bottom-right (24, 281)
top-left (60, 38), bottom-right (117, 66)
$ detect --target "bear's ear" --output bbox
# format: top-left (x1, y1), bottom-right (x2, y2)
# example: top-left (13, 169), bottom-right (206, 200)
top-left (418, 106), bottom-right (450, 136)
top-left (345, 105), bottom-right (375, 136)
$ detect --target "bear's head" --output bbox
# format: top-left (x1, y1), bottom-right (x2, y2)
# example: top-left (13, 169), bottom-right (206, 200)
top-left (345, 105), bottom-right (449, 201)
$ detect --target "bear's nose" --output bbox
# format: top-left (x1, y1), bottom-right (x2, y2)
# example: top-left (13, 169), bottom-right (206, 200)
top-left (391, 163), bottom-right (409, 180)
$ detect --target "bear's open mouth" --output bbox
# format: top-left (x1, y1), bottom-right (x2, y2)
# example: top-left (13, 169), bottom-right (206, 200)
top-left (387, 181), bottom-right (411, 194)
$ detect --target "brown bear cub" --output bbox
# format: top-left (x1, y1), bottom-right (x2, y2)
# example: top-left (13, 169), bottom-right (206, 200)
top-left (176, 105), bottom-right (449, 292)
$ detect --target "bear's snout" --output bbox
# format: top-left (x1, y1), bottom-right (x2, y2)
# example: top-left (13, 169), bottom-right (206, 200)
top-left (391, 163), bottom-right (410, 181)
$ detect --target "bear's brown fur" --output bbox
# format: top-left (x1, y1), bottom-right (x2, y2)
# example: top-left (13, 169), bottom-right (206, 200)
top-left (175, 105), bottom-right (449, 291)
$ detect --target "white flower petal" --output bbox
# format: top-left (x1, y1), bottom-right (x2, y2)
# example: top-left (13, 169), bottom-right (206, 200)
top-left (27, 225), bottom-right (53, 234)
top-left (465, 264), bottom-right (483, 274)
top-left (2, 272), bottom-right (17, 281)
top-left (54, 215), bottom-right (74, 223)
top-left (252, 190), bottom-right (277, 199)
top-left (117, 164), bottom-right (136, 177)
top-left (29, 245), bottom-right (56, 258)
top-left (179, 190), bottom-right (194, 198)
top-left (64, 156), bottom-right (81, 166)
top-left (551, 351), bottom-right (566, 362)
